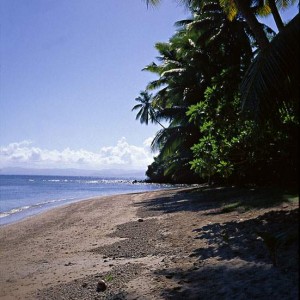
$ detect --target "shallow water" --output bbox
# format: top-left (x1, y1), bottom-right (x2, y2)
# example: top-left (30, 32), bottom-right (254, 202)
top-left (0, 175), bottom-right (172, 225)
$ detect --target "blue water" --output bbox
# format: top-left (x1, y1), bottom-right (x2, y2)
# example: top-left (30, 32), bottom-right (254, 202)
top-left (0, 175), bottom-right (173, 226)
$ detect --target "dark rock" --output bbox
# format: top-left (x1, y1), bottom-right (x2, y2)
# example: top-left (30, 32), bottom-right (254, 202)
top-left (96, 280), bottom-right (107, 292)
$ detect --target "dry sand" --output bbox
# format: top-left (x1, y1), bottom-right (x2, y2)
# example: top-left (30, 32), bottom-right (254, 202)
top-left (0, 186), bottom-right (298, 299)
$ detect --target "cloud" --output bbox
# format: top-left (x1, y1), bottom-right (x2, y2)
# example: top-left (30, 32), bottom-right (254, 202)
top-left (143, 136), bottom-right (154, 148)
top-left (0, 138), bottom-right (155, 170)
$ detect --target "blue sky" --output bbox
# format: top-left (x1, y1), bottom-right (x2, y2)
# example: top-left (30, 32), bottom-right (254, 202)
top-left (0, 1), bottom-right (298, 172)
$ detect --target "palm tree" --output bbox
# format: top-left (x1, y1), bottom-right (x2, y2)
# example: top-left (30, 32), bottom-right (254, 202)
top-left (267, 0), bottom-right (284, 30)
top-left (145, 0), bottom-right (296, 47)
top-left (132, 91), bottom-right (165, 128)
top-left (241, 13), bottom-right (299, 118)
top-left (220, 0), bottom-right (271, 49)
top-left (145, 0), bottom-right (270, 49)
top-left (140, 2), bottom-right (256, 182)
top-left (144, 0), bottom-right (297, 114)
top-left (266, 0), bottom-right (297, 32)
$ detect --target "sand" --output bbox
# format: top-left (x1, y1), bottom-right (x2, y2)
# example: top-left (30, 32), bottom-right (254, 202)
top-left (0, 186), bottom-right (298, 299)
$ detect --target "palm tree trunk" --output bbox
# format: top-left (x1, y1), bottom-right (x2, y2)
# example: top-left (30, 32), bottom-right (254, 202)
top-left (154, 118), bottom-right (166, 129)
top-left (234, 0), bottom-right (270, 50)
top-left (268, 0), bottom-right (285, 31)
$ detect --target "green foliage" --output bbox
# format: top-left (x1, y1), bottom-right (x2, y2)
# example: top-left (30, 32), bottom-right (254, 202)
top-left (221, 201), bottom-right (242, 213)
top-left (134, 0), bottom-right (299, 185)
top-left (104, 274), bottom-right (114, 282)
top-left (241, 14), bottom-right (299, 118)
top-left (188, 83), bottom-right (250, 183)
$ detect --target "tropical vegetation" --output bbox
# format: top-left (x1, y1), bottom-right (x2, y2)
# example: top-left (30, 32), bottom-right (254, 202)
top-left (133, 0), bottom-right (299, 185)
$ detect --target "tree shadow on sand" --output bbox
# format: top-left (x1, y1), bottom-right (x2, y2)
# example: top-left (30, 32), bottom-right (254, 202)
top-left (156, 261), bottom-right (298, 300)
top-left (191, 209), bottom-right (298, 265)
top-left (134, 186), bottom-right (297, 217)
top-left (154, 208), bottom-right (299, 299)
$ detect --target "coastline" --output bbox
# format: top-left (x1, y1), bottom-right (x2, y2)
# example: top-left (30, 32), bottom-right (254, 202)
top-left (0, 186), bottom-right (298, 299)
top-left (0, 174), bottom-right (179, 227)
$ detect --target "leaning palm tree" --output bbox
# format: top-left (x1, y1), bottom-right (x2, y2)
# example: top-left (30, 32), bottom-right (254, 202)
top-left (132, 91), bottom-right (165, 128)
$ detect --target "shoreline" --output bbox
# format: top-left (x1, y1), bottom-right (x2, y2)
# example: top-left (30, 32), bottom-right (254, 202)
top-left (0, 180), bottom-right (184, 227)
top-left (0, 186), bottom-right (298, 299)
top-left (0, 190), bottom-right (157, 227)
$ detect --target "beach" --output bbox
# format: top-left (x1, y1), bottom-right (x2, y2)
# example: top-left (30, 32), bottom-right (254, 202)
top-left (0, 186), bottom-right (298, 299)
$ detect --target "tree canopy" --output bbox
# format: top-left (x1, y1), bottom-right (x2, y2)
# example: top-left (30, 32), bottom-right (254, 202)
top-left (134, 0), bottom-right (299, 185)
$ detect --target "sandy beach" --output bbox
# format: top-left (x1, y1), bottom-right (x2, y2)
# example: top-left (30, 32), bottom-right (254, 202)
top-left (0, 186), bottom-right (298, 299)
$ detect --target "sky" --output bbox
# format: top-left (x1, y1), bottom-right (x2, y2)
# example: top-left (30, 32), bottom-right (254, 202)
top-left (0, 1), bottom-right (298, 173)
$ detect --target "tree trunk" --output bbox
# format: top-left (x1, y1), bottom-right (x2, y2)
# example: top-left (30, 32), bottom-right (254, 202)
top-left (234, 0), bottom-right (270, 50)
top-left (268, 0), bottom-right (285, 31)
top-left (154, 118), bottom-right (166, 129)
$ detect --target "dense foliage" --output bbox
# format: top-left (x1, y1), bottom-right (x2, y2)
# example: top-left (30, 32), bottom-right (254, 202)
top-left (134, 0), bottom-right (299, 185)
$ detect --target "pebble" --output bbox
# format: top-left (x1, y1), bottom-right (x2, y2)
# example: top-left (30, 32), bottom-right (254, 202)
top-left (96, 280), bottom-right (107, 292)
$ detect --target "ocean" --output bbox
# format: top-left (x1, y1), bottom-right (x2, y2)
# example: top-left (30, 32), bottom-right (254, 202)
top-left (0, 175), bottom-right (173, 226)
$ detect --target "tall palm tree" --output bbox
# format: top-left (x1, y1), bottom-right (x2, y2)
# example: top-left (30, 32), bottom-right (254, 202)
top-left (145, 0), bottom-right (270, 49)
top-left (144, 0), bottom-right (297, 116)
top-left (145, 0), bottom-right (296, 47)
top-left (140, 2), bottom-right (256, 182)
top-left (219, 0), bottom-right (270, 49)
top-left (132, 91), bottom-right (165, 128)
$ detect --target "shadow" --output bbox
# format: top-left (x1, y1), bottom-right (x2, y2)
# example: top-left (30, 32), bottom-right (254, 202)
top-left (154, 209), bottom-right (299, 299)
top-left (156, 262), bottom-right (298, 299)
top-left (134, 186), bottom-right (297, 217)
top-left (191, 209), bottom-right (298, 264)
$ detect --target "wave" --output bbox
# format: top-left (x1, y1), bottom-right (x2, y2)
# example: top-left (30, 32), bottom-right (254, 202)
top-left (38, 178), bottom-right (138, 185)
top-left (43, 179), bottom-right (68, 182)
top-left (0, 197), bottom-right (76, 219)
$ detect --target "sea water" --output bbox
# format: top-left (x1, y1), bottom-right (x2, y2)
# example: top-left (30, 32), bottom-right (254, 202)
top-left (0, 175), bottom-right (172, 226)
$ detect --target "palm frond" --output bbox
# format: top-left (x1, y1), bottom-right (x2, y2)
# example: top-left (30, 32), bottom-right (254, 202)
top-left (144, 0), bottom-right (161, 7)
top-left (131, 104), bottom-right (143, 111)
top-left (219, 0), bottom-right (238, 21)
top-left (275, 0), bottom-right (297, 10)
top-left (175, 19), bottom-right (193, 28)
top-left (142, 62), bottom-right (159, 73)
top-left (161, 68), bottom-right (186, 77)
top-left (146, 79), bottom-right (167, 90)
top-left (241, 13), bottom-right (299, 117)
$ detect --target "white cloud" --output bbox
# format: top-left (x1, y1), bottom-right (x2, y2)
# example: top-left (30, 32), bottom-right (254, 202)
top-left (0, 138), bottom-right (155, 170)
top-left (143, 136), bottom-right (154, 148)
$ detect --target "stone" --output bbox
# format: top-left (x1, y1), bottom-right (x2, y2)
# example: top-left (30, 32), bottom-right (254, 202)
top-left (96, 280), bottom-right (107, 292)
